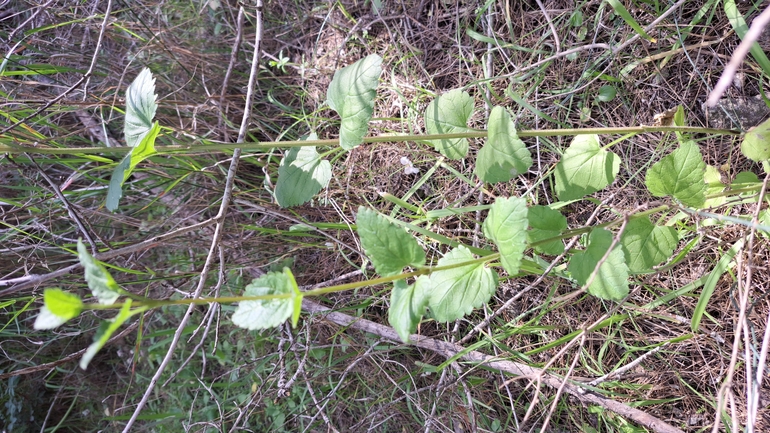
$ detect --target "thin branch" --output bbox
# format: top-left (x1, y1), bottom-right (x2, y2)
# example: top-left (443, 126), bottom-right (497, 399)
top-left (707, 3), bottom-right (770, 107)
top-left (23, 153), bottom-right (97, 252)
top-left (302, 299), bottom-right (685, 433)
top-left (120, 3), bottom-right (263, 430)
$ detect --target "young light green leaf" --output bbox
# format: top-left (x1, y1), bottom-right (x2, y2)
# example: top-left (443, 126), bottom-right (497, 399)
top-left (124, 68), bottom-right (158, 148)
top-left (568, 228), bottom-right (629, 301)
top-left (527, 205), bottom-right (567, 256)
top-left (232, 270), bottom-right (296, 330)
top-left (287, 268), bottom-right (302, 328)
top-left (424, 89), bottom-right (474, 159)
top-left (357, 206), bottom-right (425, 276)
top-left (645, 140), bottom-right (706, 208)
top-left (703, 165), bottom-right (727, 208)
top-left (77, 239), bottom-right (121, 305)
top-left (475, 106), bottom-right (532, 183)
top-left (389, 277), bottom-right (431, 343)
top-left (619, 217), bottom-right (678, 273)
top-left (80, 300), bottom-right (134, 369)
top-left (741, 117), bottom-right (770, 162)
top-left (554, 134), bottom-right (619, 201)
top-left (106, 122), bottom-right (161, 212)
top-left (327, 54), bottom-right (383, 150)
top-left (34, 288), bottom-right (83, 330)
top-left (428, 246), bottom-right (497, 322)
top-left (482, 197), bottom-right (528, 275)
top-left (275, 144), bottom-right (332, 207)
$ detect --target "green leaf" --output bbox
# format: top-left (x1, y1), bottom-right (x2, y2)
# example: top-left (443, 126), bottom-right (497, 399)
top-left (475, 106), bottom-right (532, 183)
top-left (554, 134), bottom-right (620, 201)
top-left (77, 239), bottom-right (122, 305)
top-left (274, 142), bottom-right (332, 207)
top-left (356, 207), bottom-right (426, 276)
top-left (527, 205), bottom-right (567, 255)
top-left (105, 153), bottom-right (131, 212)
top-left (733, 171), bottom-right (759, 185)
top-left (741, 117), bottom-right (770, 162)
top-left (568, 228), bottom-right (629, 301)
top-left (703, 165), bottom-right (727, 208)
top-left (34, 289), bottom-right (83, 330)
top-left (389, 277), bottom-right (431, 343)
top-left (424, 89), bottom-right (475, 159)
top-left (106, 122), bottom-right (160, 212)
top-left (607, 0), bottom-right (655, 42)
top-left (124, 68), bottom-right (158, 148)
top-left (597, 85), bottom-right (616, 102)
top-left (691, 239), bottom-right (743, 332)
top-left (428, 246), bottom-right (497, 322)
top-left (619, 217), bottom-right (678, 273)
top-left (232, 270), bottom-right (296, 330)
top-left (326, 54), bottom-right (383, 150)
top-left (645, 140), bottom-right (706, 207)
top-left (288, 268), bottom-right (302, 328)
top-left (80, 300), bottom-right (134, 369)
top-left (482, 197), bottom-right (528, 275)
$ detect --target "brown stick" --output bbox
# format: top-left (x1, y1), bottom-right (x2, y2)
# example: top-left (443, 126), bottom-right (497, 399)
top-left (302, 299), bottom-right (685, 433)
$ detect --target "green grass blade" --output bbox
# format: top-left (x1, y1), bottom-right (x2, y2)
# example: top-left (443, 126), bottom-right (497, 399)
top-left (691, 239), bottom-right (743, 331)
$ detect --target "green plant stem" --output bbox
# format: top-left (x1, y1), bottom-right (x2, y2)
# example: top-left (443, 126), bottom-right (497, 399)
top-left (0, 126), bottom-right (739, 155)
top-left (81, 255), bottom-right (499, 311)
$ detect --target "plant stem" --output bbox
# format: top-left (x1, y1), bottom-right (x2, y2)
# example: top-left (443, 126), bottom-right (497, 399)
top-left (0, 126), bottom-right (739, 156)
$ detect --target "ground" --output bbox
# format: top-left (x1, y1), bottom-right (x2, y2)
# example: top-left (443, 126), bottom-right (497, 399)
top-left (1, 0), bottom-right (770, 432)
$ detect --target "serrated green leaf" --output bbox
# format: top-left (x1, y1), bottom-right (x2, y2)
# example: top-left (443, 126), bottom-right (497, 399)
top-left (475, 106), bottom-right (532, 183)
top-left (275, 142), bottom-right (332, 208)
top-left (428, 246), bottom-right (497, 322)
top-left (34, 289), bottom-right (83, 330)
top-left (232, 271), bottom-right (296, 330)
top-left (327, 54), bottom-right (382, 150)
top-left (357, 207), bottom-right (425, 276)
top-left (80, 300), bottom-right (134, 369)
top-left (77, 239), bottom-right (121, 305)
top-left (568, 228), bottom-right (629, 301)
top-left (741, 117), bottom-right (770, 162)
top-left (620, 217), bottom-right (678, 273)
top-left (645, 140), bottom-right (706, 207)
top-left (554, 134), bottom-right (620, 201)
top-left (424, 89), bottom-right (474, 159)
top-left (106, 122), bottom-right (160, 212)
top-left (482, 197), bottom-right (528, 274)
top-left (527, 205), bottom-right (567, 255)
top-left (124, 68), bottom-right (158, 148)
top-left (389, 277), bottom-right (431, 342)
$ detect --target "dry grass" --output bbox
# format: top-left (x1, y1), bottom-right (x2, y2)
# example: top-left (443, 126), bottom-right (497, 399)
top-left (2, 0), bottom-right (770, 432)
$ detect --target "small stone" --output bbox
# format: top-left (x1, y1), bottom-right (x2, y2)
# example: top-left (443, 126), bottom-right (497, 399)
top-left (702, 96), bottom-right (770, 130)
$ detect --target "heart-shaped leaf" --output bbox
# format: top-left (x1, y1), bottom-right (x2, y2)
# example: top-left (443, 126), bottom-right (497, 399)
top-left (357, 206), bottom-right (425, 276)
top-left (482, 196), bottom-right (528, 275)
top-left (645, 140), bottom-right (706, 208)
top-left (428, 246), bottom-right (497, 322)
top-left (554, 134), bottom-right (619, 201)
top-left (327, 54), bottom-right (383, 150)
top-left (424, 89), bottom-right (475, 159)
top-left (620, 217), bottom-right (678, 273)
top-left (232, 269), bottom-right (298, 330)
top-left (475, 106), bottom-right (532, 183)
top-left (275, 140), bottom-right (332, 207)
top-left (568, 228), bottom-right (629, 301)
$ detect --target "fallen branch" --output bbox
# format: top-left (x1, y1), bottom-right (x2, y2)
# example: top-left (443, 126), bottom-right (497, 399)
top-left (302, 298), bottom-right (684, 433)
